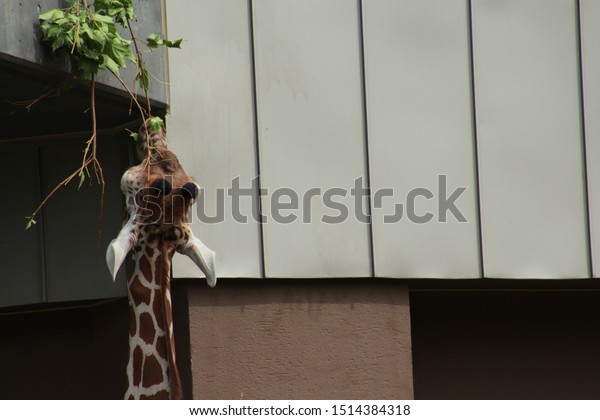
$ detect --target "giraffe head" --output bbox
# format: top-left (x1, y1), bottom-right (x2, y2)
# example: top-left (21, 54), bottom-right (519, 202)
top-left (106, 119), bottom-right (216, 286)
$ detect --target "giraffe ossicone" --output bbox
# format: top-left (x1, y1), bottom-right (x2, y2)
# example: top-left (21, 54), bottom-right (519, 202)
top-left (106, 120), bottom-right (216, 399)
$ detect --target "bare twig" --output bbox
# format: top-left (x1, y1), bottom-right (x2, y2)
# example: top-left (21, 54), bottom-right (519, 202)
top-left (89, 76), bottom-right (106, 260)
top-left (109, 70), bottom-right (148, 120)
top-left (11, 86), bottom-right (60, 114)
top-left (126, 16), bottom-right (153, 180)
top-left (71, 1), bottom-right (81, 54)
top-left (126, 17), bottom-right (152, 116)
top-left (27, 75), bottom-right (105, 252)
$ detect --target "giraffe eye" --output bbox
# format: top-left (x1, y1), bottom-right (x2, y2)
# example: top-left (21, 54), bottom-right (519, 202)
top-left (181, 182), bottom-right (198, 200)
top-left (149, 178), bottom-right (172, 197)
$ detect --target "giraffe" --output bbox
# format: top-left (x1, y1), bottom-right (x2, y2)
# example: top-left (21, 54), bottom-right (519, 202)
top-left (106, 120), bottom-right (216, 399)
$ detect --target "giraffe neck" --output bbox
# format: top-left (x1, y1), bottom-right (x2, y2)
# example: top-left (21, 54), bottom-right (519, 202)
top-left (125, 239), bottom-right (182, 400)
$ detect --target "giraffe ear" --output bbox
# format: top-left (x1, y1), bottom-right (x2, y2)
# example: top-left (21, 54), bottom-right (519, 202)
top-left (106, 222), bottom-right (138, 281)
top-left (179, 234), bottom-right (217, 287)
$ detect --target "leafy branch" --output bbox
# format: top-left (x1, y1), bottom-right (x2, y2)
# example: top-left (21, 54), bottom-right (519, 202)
top-left (26, 0), bottom-right (182, 233)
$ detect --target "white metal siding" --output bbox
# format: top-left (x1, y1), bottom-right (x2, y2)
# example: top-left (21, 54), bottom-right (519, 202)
top-left (580, 0), bottom-right (600, 278)
top-left (167, 0), bottom-right (596, 280)
top-left (472, 0), bottom-right (589, 278)
top-left (252, 0), bottom-right (371, 277)
top-left (167, 0), bottom-right (263, 278)
top-left (363, 0), bottom-right (480, 278)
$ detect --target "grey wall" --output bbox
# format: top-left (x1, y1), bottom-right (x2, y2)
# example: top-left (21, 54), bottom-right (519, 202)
top-left (0, 0), bottom-right (168, 105)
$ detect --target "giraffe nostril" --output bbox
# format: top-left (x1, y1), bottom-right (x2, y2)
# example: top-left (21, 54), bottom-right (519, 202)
top-left (149, 179), bottom-right (172, 197)
top-left (181, 182), bottom-right (198, 200)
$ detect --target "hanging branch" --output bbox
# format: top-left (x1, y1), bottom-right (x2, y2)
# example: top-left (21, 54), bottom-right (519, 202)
top-left (25, 0), bottom-right (182, 233)
top-left (25, 75), bottom-right (104, 230)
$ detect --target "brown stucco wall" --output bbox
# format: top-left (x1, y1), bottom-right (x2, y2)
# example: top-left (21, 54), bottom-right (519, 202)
top-left (183, 280), bottom-right (413, 400)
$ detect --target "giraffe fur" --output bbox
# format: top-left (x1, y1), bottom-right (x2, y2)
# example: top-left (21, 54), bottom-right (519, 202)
top-left (107, 120), bottom-right (216, 399)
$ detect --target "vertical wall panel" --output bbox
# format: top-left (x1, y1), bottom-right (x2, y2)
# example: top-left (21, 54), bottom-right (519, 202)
top-left (253, 0), bottom-right (371, 277)
top-left (580, 0), bottom-right (600, 277)
top-left (167, 0), bottom-right (263, 278)
top-left (472, 0), bottom-right (589, 278)
top-left (42, 137), bottom-right (127, 302)
top-left (363, 0), bottom-right (480, 278)
top-left (0, 146), bottom-right (44, 307)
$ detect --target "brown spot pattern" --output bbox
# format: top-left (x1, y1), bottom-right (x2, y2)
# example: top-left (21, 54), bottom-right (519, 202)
top-left (139, 312), bottom-right (156, 345)
top-left (129, 275), bottom-right (151, 306)
top-left (156, 334), bottom-right (168, 361)
top-left (139, 256), bottom-right (153, 282)
top-left (142, 355), bottom-right (164, 388)
top-left (132, 346), bottom-right (143, 387)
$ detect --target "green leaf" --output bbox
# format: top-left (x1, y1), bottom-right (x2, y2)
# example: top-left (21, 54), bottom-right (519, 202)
top-left (25, 217), bottom-right (37, 230)
top-left (146, 33), bottom-right (163, 49)
top-left (124, 5), bottom-right (135, 21)
top-left (148, 117), bottom-right (164, 132)
top-left (80, 45), bottom-right (101, 60)
top-left (68, 13), bottom-right (79, 24)
top-left (163, 38), bottom-right (183, 49)
top-left (51, 35), bottom-right (65, 51)
top-left (103, 3), bottom-right (133, 27)
top-left (93, 13), bottom-right (115, 25)
top-left (76, 58), bottom-right (100, 80)
top-left (135, 64), bottom-right (149, 91)
top-left (82, 27), bottom-right (106, 50)
top-left (147, 33), bottom-right (183, 49)
top-left (106, 37), bottom-right (133, 67)
top-left (129, 131), bottom-right (138, 141)
top-left (54, 17), bottom-right (69, 25)
top-left (78, 172), bottom-right (86, 190)
top-left (39, 9), bottom-right (64, 22)
top-left (93, 0), bottom-right (109, 8)
top-left (101, 54), bottom-right (120, 74)
top-left (46, 25), bottom-right (62, 38)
